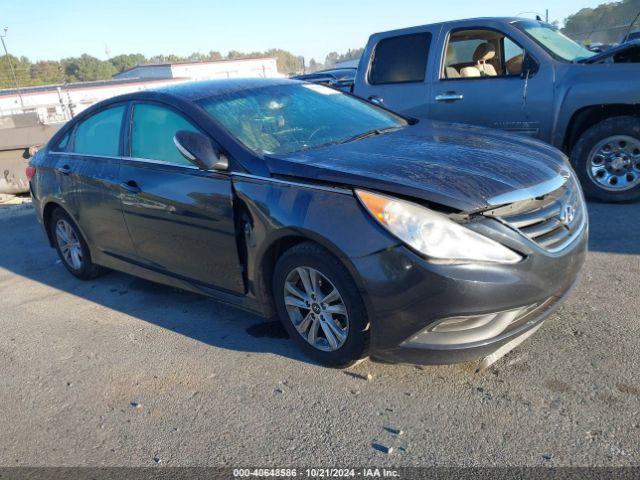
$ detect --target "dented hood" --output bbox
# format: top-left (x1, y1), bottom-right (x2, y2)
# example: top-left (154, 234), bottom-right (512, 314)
top-left (265, 120), bottom-right (570, 212)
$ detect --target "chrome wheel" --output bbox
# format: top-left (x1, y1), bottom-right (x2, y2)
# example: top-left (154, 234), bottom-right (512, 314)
top-left (283, 266), bottom-right (349, 352)
top-left (587, 135), bottom-right (640, 191)
top-left (55, 219), bottom-right (83, 270)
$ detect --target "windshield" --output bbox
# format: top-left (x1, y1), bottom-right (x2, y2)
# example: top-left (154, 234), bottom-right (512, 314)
top-left (515, 20), bottom-right (597, 62)
top-left (197, 83), bottom-right (406, 155)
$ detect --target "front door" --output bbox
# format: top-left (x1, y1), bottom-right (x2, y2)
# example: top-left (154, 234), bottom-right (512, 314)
top-left (118, 102), bottom-right (245, 294)
top-left (430, 27), bottom-right (554, 141)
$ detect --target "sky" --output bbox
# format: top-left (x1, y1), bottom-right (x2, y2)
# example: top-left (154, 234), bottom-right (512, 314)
top-left (3, 0), bottom-right (605, 63)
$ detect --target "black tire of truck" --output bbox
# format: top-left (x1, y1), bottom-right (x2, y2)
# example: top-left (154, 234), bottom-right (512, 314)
top-left (570, 116), bottom-right (640, 203)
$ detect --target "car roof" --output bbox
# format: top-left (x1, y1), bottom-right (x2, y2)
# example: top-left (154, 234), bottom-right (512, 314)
top-left (155, 77), bottom-right (299, 102)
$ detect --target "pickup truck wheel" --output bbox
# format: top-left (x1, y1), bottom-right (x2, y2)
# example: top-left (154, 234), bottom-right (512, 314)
top-left (571, 116), bottom-right (640, 202)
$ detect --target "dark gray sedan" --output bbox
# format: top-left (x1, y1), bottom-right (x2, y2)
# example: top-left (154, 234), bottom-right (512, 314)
top-left (28, 79), bottom-right (587, 368)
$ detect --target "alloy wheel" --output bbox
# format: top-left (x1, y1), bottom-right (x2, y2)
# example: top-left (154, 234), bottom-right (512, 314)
top-left (283, 266), bottom-right (349, 352)
top-left (587, 135), bottom-right (640, 191)
top-left (55, 219), bottom-right (83, 270)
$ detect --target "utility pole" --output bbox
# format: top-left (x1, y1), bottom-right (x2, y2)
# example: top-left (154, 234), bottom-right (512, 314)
top-left (545, 9), bottom-right (549, 23)
top-left (0, 27), bottom-right (25, 108)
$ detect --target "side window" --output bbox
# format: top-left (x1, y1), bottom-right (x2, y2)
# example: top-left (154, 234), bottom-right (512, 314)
top-left (72, 105), bottom-right (125, 156)
top-left (503, 37), bottom-right (525, 76)
top-left (442, 29), bottom-right (525, 79)
top-left (131, 103), bottom-right (200, 166)
top-left (369, 33), bottom-right (431, 85)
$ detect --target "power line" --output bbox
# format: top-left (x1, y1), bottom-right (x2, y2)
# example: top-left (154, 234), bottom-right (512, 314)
top-left (0, 27), bottom-right (24, 107)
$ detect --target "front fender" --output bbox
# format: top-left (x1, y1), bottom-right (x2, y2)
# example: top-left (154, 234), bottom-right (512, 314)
top-left (552, 63), bottom-right (640, 147)
top-left (232, 175), bottom-right (399, 315)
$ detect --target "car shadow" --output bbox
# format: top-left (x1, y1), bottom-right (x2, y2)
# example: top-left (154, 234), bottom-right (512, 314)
top-left (0, 213), bottom-right (314, 366)
top-left (586, 201), bottom-right (640, 255)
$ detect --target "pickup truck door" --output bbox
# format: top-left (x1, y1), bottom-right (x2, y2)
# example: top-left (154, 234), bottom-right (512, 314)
top-left (429, 25), bottom-right (555, 142)
top-left (353, 28), bottom-right (437, 119)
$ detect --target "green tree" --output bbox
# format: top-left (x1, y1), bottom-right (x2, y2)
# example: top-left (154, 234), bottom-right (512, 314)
top-left (29, 60), bottom-right (64, 86)
top-left (0, 54), bottom-right (31, 89)
top-left (324, 51), bottom-right (339, 65)
top-left (562, 0), bottom-right (640, 43)
top-left (62, 54), bottom-right (117, 82)
top-left (206, 50), bottom-right (223, 61)
top-left (109, 53), bottom-right (147, 73)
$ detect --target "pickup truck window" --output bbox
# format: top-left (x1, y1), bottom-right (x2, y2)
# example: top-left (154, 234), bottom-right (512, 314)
top-left (369, 33), bottom-right (431, 85)
top-left (443, 29), bottom-right (525, 79)
top-left (514, 20), bottom-right (596, 62)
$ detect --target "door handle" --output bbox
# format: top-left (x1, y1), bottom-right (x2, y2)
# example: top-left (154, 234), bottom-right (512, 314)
top-left (435, 93), bottom-right (464, 102)
top-left (368, 95), bottom-right (384, 105)
top-left (56, 165), bottom-right (71, 175)
top-left (120, 180), bottom-right (141, 194)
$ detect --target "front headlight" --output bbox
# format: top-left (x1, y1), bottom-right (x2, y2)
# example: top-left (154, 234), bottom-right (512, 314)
top-left (356, 190), bottom-right (522, 264)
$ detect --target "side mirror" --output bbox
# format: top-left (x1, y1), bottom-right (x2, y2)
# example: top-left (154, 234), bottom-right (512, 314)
top-left (173, 130), bottom-right (228, 171)
top-left (521, 52), bottom-right (539, 78)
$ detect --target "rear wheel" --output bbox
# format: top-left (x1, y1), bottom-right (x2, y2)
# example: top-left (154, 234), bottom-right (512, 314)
top-left (51, 208), bottom-right (105, 280)
top-left (272, 242), bottom-right (369, 368)
top-left (571, 116), bottom-right (640, 203)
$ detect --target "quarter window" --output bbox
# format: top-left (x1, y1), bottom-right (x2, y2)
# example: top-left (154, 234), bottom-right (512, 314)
top-left (369, 33), bottom-right (431, 85)
top-left (442, 29), bottom-right (526, 79)
top-left (51, 131), bottom-right (70, 152)
top-left (72, 105), bottom-right (125, 156)
top-left (131, 104), bottom-right (200, 166)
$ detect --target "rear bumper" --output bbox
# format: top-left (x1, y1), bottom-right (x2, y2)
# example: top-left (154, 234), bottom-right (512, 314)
top-left (350, 219), bottom-right (588, 365)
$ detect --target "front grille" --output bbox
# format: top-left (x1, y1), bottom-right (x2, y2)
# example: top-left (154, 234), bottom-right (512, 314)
top-left (485, 175), bottom-right (586, 252)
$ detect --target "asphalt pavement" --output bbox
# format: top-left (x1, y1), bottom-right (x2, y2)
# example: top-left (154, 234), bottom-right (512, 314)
top-left (0, 201), bottom-right (638, 467)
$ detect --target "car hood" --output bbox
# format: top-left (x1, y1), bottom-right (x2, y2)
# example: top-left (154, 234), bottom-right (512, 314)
top-left (265, 120), bottom-right (570, 212)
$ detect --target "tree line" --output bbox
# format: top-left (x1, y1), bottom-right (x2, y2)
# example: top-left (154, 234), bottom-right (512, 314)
top-left (0, 44), bottom-right (368, 90)
top-left (0, 49), bottom-right (310, 90)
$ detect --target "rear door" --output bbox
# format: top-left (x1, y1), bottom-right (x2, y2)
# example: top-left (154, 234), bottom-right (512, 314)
top-left (118, 101), bottom-right (245, 294)
top-left (430, 25), bottom-right (555, 140)
top-left (54, 104), bottom-right (135, 259)
top-left (354, 29), bottom-right (435, 119)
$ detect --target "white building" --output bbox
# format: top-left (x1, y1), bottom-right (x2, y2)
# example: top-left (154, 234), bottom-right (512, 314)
top-left (0, 57), bottom-right (281, 124)
top-left (113, 57), bottom-right (280, 81)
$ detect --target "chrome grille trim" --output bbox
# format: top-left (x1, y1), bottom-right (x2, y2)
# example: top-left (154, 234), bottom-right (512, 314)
top-left (485, 176), bottom-right (586, 253)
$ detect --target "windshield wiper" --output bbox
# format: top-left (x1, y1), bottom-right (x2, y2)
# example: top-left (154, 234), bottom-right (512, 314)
top-left (339, 126), bottom-right (402, 145)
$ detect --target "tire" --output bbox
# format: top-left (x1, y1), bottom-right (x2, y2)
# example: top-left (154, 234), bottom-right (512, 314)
top-left (272, 242), bottom-right (369, 368)
top-left (570, 115), bottom-right (640, 203)
top-left (50, 208), bottom-right (105, 280)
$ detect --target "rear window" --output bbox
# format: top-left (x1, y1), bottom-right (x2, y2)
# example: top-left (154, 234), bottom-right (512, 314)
top-left (368, 33), bottom-right (431, 84)
top-left (72, 105), bottom-right (125, 156)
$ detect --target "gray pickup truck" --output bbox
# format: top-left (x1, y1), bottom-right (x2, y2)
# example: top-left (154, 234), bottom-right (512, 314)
top-left (352, 17), bottom-right (640, 202)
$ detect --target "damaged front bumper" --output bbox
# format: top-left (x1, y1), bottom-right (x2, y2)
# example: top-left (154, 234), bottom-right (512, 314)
top-left (350, 216), bottom-right (588, 366)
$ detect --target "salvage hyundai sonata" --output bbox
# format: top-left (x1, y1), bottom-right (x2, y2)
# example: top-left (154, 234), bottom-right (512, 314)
top-left (28, 78), bottom-right (587, 368)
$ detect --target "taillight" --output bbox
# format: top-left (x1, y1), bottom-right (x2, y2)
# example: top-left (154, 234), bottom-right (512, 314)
top-left (26, 165), bottom-right (36, 181)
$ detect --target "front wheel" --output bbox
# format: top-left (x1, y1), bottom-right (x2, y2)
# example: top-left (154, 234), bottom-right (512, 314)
top-left (272, 242), bottom-right (369, 368)
top-left (571, 116), bottom-right (640, 203)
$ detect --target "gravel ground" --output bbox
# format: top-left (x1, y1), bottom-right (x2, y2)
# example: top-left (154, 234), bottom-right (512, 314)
top-left (0, 202), bottom-right (638, 467)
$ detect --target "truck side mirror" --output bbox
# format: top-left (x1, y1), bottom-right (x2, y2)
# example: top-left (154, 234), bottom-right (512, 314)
top-left (521, 52), bottom-right (539, 78)
top-left (173, 130), bottom-right (228, 171)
